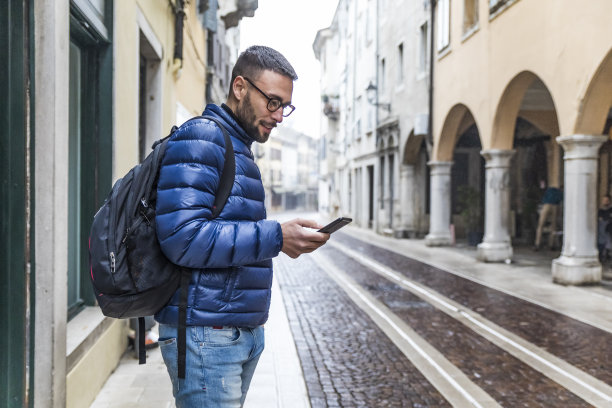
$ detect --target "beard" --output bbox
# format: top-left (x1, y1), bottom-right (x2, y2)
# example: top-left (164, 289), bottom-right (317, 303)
top-left (235, 92), bottom-right (273, 143)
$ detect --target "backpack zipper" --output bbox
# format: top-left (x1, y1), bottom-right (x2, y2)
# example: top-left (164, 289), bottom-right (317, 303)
top-left (110, 252), bottom-right (116, 273)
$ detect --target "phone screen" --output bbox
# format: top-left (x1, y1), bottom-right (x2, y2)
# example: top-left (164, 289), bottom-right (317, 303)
top-left (318, 217), bottom-right (352, 234)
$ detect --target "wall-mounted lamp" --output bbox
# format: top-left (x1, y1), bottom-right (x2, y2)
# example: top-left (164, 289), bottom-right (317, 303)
top-left (366, 81), bottom-right (391, 112)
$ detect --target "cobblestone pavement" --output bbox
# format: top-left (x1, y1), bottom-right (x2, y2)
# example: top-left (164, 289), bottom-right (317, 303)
top-left (333, 233), bottom-right (612, 387)
top-left (275, 254), bottom-right (451, 408)
top-left (274, 227), bottom-right (612, 407)
top-left (319, 246), bottom-right (587, 407)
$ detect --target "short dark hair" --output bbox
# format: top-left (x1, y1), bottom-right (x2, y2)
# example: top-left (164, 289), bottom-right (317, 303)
top-left (228, 46), bottom-right (297, 97)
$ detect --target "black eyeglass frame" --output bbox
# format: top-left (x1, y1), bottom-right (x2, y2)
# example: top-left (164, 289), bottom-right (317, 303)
top-left (243, 77), bottom-right (295, 117)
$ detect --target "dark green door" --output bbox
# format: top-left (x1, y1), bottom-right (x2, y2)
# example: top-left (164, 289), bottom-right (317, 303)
top-left (0, 1), bottom-right (30, 407)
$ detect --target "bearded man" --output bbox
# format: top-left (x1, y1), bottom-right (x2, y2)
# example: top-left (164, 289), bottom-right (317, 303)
top-left (154, 45), bottom-right (329, 407)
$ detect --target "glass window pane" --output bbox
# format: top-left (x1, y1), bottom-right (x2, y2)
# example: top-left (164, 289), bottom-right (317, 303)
top-left (68, 41), bottom-right (83, 313)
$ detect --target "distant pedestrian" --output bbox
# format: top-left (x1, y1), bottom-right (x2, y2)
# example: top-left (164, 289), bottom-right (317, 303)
top-left (533, 182), bottom-right (563, 251)
top-left (598, 195), bottom-right (612, 262)
top-left (154, 45), bottom-right (330, 407)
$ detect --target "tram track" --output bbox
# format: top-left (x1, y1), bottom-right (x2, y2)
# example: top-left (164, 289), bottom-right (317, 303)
top-left (311, 241), bottom-right (612, 407)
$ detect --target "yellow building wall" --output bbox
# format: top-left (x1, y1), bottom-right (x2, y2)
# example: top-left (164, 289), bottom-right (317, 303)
top-left (114, 0), bottom-right (207, 179)
top-left (433, 0), bottom-right (612, 158)
top-left (66, 320), bottom-right (127, 408)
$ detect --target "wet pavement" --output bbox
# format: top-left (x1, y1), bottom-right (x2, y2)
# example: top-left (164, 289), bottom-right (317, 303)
top-left (276, 253), bottom-right (450, 408)
top-left (332, 233), bottom-right (612, 387)
top-left (317, 245), bottom-right (587, 407)
top-left (271, 222), bottom-right (612, 407)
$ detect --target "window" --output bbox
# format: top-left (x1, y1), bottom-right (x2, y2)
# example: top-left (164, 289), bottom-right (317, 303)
top-left (271, 148), bottom-right (282, 160)
top-left (463, 0), bottom-right (479, 33)
top-left (437, 0), bottom-right (450, 51)
top-left (380, 58), bottom-right (386, 92)
top-left (419, 22), bottom-right (429, 73)
top-left (489, 0), bottom-right (511, 14)
top-left (68, 41), bottom-right (84, 314)
top-left (379, 156), bottom-right (385, 209)
top-left (397, 43), bottom-right (404, 82)
top-left (138, 23), bottom-right (163, 160)
top-left (68, 1), bottom-right (113, 319)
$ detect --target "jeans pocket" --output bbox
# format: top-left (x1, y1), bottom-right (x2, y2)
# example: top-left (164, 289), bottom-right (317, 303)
top-left (159, 337), bottom-right (176, 346)
top-left (206, 327), bottom-right (241, 346)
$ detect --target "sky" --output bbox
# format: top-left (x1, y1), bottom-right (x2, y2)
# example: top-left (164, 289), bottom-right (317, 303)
top-left (239, 0), bottom-right (340, 138)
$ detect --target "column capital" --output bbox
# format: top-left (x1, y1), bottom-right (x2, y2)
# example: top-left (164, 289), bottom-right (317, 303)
top-left (480, 149), bottom-right (515, 168)
top-left (556, 134), bottom-right (608, 160)
top-left (427, 160), bottom-right (453, 175)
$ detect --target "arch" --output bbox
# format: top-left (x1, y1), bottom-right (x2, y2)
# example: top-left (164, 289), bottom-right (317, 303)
top-left (402, 129), bottom-right (425, 165)
top-left (491, 71), bottom-right (559, 149)
top-left (377, 136), bottom-right (386, 151)
top-left (435, 104), bottom-right (481, 161)
top-left (575, 47), bottom-right (612, 135)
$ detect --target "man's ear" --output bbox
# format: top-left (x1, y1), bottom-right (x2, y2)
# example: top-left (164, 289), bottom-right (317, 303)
top-left (232, 76), bottom-right (247, 101)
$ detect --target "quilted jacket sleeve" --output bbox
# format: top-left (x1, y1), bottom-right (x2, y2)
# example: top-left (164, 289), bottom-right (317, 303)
top-left (155, 120), bottom-right (283, 269)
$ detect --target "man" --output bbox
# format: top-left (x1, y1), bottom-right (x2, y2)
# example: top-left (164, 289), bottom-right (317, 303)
top-left (533, 182), bottom-right (563, 251)
top-left (154, 46), bottom-right (330, 407)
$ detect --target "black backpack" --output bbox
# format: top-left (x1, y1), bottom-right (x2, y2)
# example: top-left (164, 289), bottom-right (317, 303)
top-left (88, 115), bottom-right (235, 378)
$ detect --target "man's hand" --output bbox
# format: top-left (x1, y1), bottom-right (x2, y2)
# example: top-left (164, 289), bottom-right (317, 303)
top-left (281, 218), bottom-right (330, 259)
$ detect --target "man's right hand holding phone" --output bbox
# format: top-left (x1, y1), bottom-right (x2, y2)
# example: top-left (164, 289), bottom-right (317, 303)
top-left (280, 218), bottom-right (330, 259)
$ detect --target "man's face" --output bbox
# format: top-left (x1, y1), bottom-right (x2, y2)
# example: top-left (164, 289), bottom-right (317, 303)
top-left (603, 196), bottom-right (610, 207)
top-left (235, 70), bottom-right (293, 143)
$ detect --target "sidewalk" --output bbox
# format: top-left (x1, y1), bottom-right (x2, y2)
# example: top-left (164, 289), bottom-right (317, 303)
top-left (89, 274), bottom-right (310, 408)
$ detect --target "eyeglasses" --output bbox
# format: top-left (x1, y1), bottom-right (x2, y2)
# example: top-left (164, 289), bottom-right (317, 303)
top-left (243, 77), bottom-right (295, 117)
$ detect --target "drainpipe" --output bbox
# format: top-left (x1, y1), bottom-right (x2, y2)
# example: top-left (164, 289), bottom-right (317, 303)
top-left (172, 0), bottom-right (186, 74)
top-left (428, 0), bottom-right (436, 151)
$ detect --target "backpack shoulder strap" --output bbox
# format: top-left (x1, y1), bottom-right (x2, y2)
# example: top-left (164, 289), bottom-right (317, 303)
top-left (200, 115), bottom-right (235, 218)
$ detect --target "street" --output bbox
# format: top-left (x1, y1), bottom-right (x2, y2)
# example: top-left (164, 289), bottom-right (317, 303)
top-left (92, 222), bottom-right (612, 408)
top-left (276, 229), bottom-right (612, 407)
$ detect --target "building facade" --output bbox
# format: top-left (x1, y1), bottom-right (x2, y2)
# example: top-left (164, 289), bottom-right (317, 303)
top-left (255, 127), bottom-right (319, 214)
top-left (315, 0), bottom-right (612, 285)
top-left (0, 1), bottom-right (255, 407)
top-left (314, 0), bottom-right (431, 236)
top-left (430, 0), bottom-right (612, 284)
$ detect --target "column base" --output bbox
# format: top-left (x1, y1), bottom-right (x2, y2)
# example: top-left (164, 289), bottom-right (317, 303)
top-left (477, 241), bottom-right (513, 263)
top-left (425, 233), bottom-right (452, 247)
top-left (552, 255), bottom-right (601, 285)
top-left (394, 229), bottom-right (418, 239)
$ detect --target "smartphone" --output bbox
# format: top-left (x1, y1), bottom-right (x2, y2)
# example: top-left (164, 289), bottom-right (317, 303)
top-left (318, 217), bottom-right (352, 234)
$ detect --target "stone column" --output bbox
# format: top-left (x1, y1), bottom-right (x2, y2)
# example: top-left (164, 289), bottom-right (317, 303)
top-left (425, 161), bottom-right (453, 246)
top-left (382, 154), bottom-right (391, 231)
top-left (398, 164), bottom-right (417, 237)
top-left (477, 149), bottom-right (515, 262)
top-left (392, 151), bottom-right (401, 233)
top-left (552, 134), bottom-right (608, 284)
top-left (34, 1), bottom-right (70, 406)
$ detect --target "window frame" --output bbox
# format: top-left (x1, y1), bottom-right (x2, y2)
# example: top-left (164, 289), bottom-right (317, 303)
top-left (67, 0), bottom-right (113, 320)
top-left (437, 0), bottom-right (451, 52)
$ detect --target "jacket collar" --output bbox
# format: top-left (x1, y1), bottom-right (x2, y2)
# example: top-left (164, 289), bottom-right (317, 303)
top-left (203, 104), bottom-right (254, 148)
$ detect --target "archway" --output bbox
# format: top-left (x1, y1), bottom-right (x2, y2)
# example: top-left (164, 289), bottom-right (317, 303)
top-left (451, 115), bottom-right (484, 246)
top-left (427, 104), bottom-right (483, 247)
top-left (493, 73), bottom-right (561, 248)
top-left (399, 130), bottom-right (429, 237)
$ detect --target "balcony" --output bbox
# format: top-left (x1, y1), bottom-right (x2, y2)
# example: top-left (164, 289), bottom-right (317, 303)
top-left (322, 94), bottom-right (340, 120)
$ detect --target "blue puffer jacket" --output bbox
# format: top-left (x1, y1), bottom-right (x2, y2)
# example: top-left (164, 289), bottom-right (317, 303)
top-left (154, 104), bottom-right (283, 328)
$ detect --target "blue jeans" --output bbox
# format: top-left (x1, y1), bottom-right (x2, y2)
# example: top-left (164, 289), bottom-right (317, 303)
top-left (158, 324), bottom-right (265, 408)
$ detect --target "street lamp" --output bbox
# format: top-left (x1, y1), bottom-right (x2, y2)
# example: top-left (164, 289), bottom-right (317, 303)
top-left (366, 81), bottom-right (391, 112)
